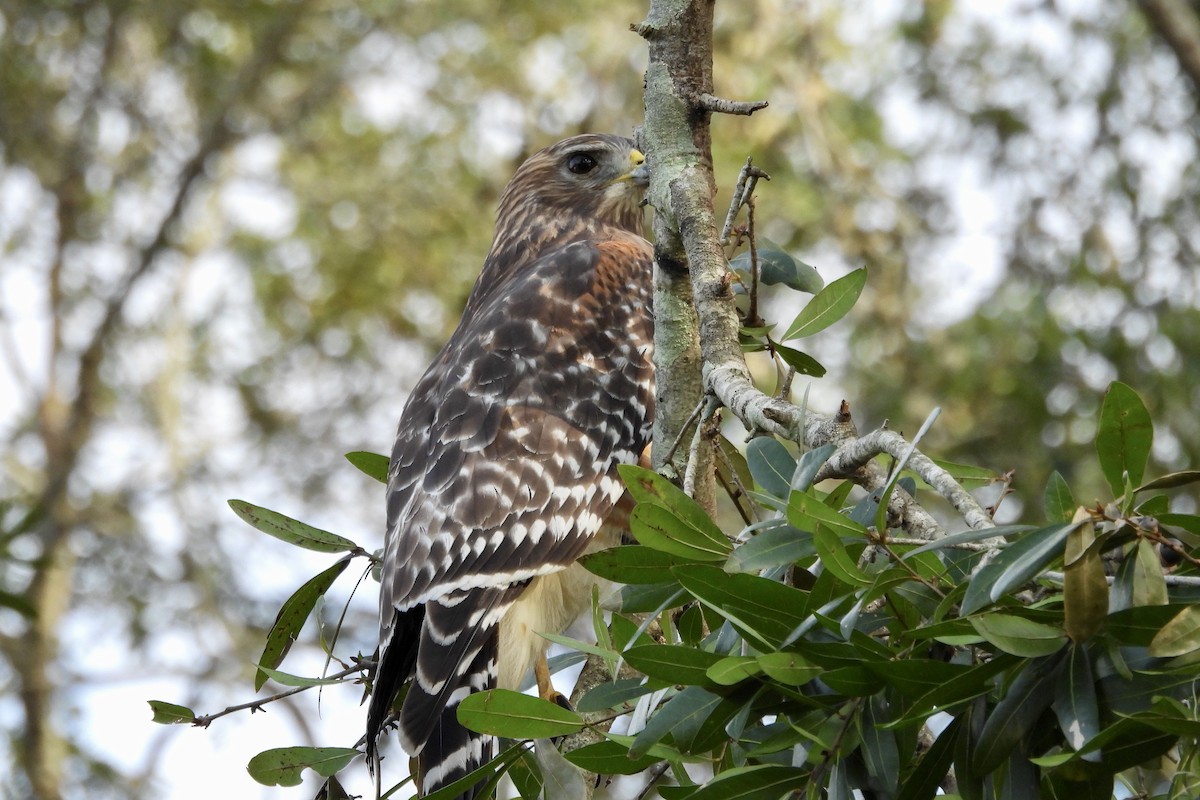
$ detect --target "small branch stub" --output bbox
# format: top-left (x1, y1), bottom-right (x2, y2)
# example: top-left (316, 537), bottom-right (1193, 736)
top-left (697, 93), bottom-right (769, 116)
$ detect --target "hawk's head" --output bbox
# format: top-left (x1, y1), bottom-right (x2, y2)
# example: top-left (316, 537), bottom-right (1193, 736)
top-left (494, 134), bottom-right (649, 249)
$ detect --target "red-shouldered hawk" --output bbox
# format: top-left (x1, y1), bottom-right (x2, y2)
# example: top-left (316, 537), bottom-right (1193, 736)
top-left (366, 134), bottom-right (654, 798)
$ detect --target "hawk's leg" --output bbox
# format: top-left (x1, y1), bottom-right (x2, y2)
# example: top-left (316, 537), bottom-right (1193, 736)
top-left (534, 652), bottom-right (572, 711)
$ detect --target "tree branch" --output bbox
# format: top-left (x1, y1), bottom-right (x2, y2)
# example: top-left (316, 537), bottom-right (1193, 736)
top-left (1138, 0), bottom-right (1200, 99)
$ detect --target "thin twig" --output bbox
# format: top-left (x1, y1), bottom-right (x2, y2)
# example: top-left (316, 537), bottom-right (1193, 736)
top-left (192, 662), bottom-right (367, 728)
top-left (662, 394), bottom-right (709, 466)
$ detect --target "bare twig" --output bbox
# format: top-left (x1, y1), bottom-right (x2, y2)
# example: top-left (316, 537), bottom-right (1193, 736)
top-left (193, 663), bottom-right (368, 728)
top-left (696, 93), bottom-right (769, 116)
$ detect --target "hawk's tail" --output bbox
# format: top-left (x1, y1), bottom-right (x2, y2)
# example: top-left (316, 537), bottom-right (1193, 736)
top-left (395, 586), bottom-right (523, 798)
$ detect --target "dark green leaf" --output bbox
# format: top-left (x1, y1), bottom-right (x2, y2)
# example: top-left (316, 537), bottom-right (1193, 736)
top-left (344, 451), bottom-right (388, 483)
top-left (576, 678), bottom-right (656, 713)
top-left (745, 437), bottom-right (795, 498)
top-left (902, 524), bottom-right (1033, 559)
top-left (896, 714), bottom-right (960, 800)
top-left (961, 521), bottom-right (1079, 615)
top-left (684, 765), bottom-right (805, 800)
top-left (820, 666), bottom-right (884, 696)
top-left (1096, 381), bottom-right (1153, 496)
top-left (580, 546), bottom-right (697, 584)
top-left (973, 650), bottom-right (1067, 773)
top-left (860, 696), bottom-right (899, 788)
top-left (607, 582), bottom-right (686, 614)
top-left (673, 565), bottom-right (811, 650)
top-left (1043, 471), bottom-right (1075, 522)
top-left (562, 740), bottom-right (663, 775)
top-left (246, 747), bottom-right (359, 787)
top-left (256, 557), bottom-right (351, 690)
top-left (864, 659), bottom-right (975, 699)
top-left (624, 644), bottom-right (722, 687)
top-left (730, 239), bottom-right (824, 293)
top-left (229, 500), bottom-right (359, 554)
top-left (148, 700), bottom-right (195, 724)
top-left (781, 267), bottom-right (866, 340)
top-left (457, 689), bottom-right (583, 739)
top-left (1052, 643), bottom-right (1100, 758)
top-left (772, 343), bottom-right (827, 377)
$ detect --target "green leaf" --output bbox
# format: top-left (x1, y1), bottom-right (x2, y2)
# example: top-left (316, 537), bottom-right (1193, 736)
top-left (1051, 643), bottom-right (1101, 759)
top-left (580, 546), bottom-right (696, 584)
top-left (772, 342), bottom-right (827, 377)
top-left (745, 437), bottom-right (795, 498)
top-left (344, 450), bottom-right (388, 483)
top-left (787, 490), bottom-right (868, 540)
top-left (865, 659), bottom-right (972, 699)
top-left (756, 651), bottom-right (822, 685)
top-left (973, 650), bottom-right (1067, 773)
top-left (457, 689), bottom-right (583, 739)
top-left (1134, 469), bottom-right (1200, 492)
top-left (896, 714), bottom-right (960, 800)
top-left (961, 521), bottom-right (1079, 615)
top-left (256, 557), bottom-right (351, 690)
top-left (1043, 471), bottom-right (1075, 522)
top-left (860, 696), bottom-right (900, 789)
top-left (631, 503), bottom-right (731, 561)
top-left (730, 239), bottom-right (824, 294)
top-left (725, 524), bottom-right (816, 573)
top-left (575, 679), bottom-right (656, 713)
top-left (1104, 603), bottom-right (1191, 646)
top-left (228, 500), bottom-right (358, 554)
top-left (246, 747), bottom-right (359, 787)
top-left (623, 644), bottom-right (722, 687)
top-left (673, 565), bottom-right (810, 650)
top-left (562, 740), bottom-right (663, 775)
top-left (1148, 605), bottom-right (1200, 657)
top-left (969, 613), bottom-right (1067, 658)
top-left (147, 700), bottom-right (195, 724)
top-left (628, 685), bottom-right (722, 758)
top-left (706, 656), bottom-right (764, 685)
top-left (254, 666), bottom-right (347, 688)
top-left (1063, 515), bottom-right (1107, 644)
top-left (811, 524), bottom-right (870, 587)
top-left (1096, 381), bottom-right (1153, 496)
top-left (1131, 537), bottom-right (1168, 606)
top-left (781, 268), bottom-right (867, 340)
top-left (684, 765), bottom-right (805, 800)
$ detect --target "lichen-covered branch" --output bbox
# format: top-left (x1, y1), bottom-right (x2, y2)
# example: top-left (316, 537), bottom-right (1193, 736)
top-left (640, 0), bottom-right (995, 542)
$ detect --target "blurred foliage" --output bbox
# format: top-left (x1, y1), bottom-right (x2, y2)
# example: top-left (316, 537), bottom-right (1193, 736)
top-left (1, 0), bottom-right (1198, 796)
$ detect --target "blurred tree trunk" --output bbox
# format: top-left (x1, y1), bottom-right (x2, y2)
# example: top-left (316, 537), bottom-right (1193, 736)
top-left (1139, 0), bottom-right (1200, 97)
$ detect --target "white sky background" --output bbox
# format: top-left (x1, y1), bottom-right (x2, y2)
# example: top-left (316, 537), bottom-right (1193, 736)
top-left (0, 0), bottom-right (1190, 797)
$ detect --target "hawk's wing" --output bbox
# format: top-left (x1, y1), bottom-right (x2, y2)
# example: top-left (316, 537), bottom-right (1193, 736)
top-left (368, 236), bottom-right (654, 776)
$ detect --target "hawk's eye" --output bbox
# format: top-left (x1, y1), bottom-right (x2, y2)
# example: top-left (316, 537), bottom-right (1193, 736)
top-left (566, 153), bottom-right (598, 175)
